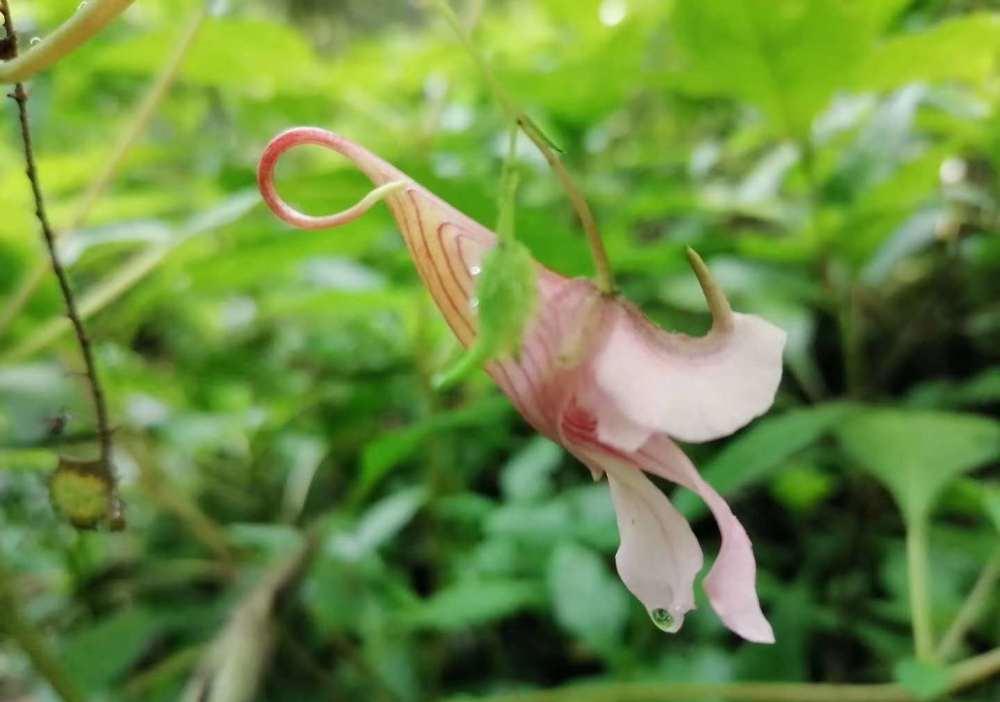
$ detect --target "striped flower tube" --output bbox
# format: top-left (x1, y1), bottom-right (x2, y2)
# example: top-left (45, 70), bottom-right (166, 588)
top-left (258, 128), bottom-right (786, 643)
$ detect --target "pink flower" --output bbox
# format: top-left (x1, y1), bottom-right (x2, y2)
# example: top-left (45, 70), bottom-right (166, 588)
top-left (258, 128), bottom-right (786, 643)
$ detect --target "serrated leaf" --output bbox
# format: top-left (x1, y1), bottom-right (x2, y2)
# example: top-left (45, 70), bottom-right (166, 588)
top-left (836, 409), bottom-right (1000, 524)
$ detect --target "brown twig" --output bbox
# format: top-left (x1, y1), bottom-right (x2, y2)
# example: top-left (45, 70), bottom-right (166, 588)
top-left (1, 0), bottom-right (120, 524)
top-left (0, 5), bottom-right (206, 334)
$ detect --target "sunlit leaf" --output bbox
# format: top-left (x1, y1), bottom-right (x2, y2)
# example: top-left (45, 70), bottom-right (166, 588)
top-left (859, 14), bottom-right (1000, 92)
top-left (670, 0), bottom-right (873, 137)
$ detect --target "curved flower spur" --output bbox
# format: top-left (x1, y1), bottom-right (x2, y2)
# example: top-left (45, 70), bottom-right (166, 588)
top-left (258, 127), bottom-right (786, 643)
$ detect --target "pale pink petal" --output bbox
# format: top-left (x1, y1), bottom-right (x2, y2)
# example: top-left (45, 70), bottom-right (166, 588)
top-left (636, 435), bottom-right (774, 643)
top-left (592, 303), bottom-right (785, 446)
top-left (577, 381), bottom-right (653, 452)
top-left (258, 132), bottom-right (781, 642)
top-left (576, 449), bottom-right (702, 632)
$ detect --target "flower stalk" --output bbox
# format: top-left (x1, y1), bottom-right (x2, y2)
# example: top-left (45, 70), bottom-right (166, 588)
top-left (426, 0), bottom-right (616, 294)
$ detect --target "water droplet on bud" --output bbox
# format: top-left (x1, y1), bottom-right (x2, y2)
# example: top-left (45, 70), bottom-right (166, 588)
top-left (78, 1), bottom-right (89, 10)
top-left (469, 265), bottom-right (481, 276)
top-left (29, 36), bottom-right (42, 46)
top-left (469, 296), bottom-right (479, 310)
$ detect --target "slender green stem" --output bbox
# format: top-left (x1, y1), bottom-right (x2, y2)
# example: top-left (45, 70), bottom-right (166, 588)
top-left (427, 0), bottom-right (616, 294)
top-left (458, 647), bottom-right (1000, 702)
top-left (516, 116), bottom-right (615, 293)
top-left (0, 0), bottom-right (134, 83)
top-left (0, 559), bottom-right (87, 702)
top-left (937, 549), bottom-right (1000, 661)
top-left (496, 124), bottom-right (519, 243)
top-left (906, 518), bottom-right (935, 662)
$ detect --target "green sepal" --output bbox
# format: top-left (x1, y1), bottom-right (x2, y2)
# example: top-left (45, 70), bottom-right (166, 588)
top-left (433, 239), bottom-right (538, 390)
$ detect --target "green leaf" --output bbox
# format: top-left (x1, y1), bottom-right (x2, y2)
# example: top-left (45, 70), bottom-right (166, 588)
top-left (64, 608), bottom-right (162, 691)
top-left (500, 436), bottom-right (564, 503)
top-left (353, 487), bottom-right (428, 555)
top-left (89, 18), bottom-right (328, 95)
top-left (670, 0), bottom-right (873, 138)
top-left (547, 542), bottom-right (628, 652)
top-left (359, 396), bottom-right (511, 496)
top-left (858, 14), bottom-right (1000, 92)
top-left (675, 403), bottom-right (851, 519)
top-left (329, 487), bottom-right (428, 561)
top-left (836, 409), bottom-right (1000, 524)
top-left (982, 484), bottom-right (1000, 534)
top-left (406, 578), bottom-right (544, 632)
top-left (770, 462), bottom-right (835, 513)
top-left (894, 658), bottom-right (954, 701)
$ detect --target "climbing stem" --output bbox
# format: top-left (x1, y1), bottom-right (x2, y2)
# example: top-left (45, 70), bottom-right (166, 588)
top-left (2, 0), bottom-right (119, 521)
top-left (0, 5), bottom-right (204, 336)
top-left (427, 0), bottom-right (616, 294)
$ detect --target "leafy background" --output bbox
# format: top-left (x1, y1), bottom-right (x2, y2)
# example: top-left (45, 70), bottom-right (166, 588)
top-left (1, 0), bottom-right (998, 700)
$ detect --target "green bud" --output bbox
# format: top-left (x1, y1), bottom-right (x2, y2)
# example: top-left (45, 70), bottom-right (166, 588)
top-left (49, 456), bottom-right (114, 530)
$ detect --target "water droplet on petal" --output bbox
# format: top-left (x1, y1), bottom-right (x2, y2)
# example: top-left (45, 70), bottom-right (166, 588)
top-left (29, 36), bottom-right (41, 46)
top-left (469, 296), bottom-right (479, 310)
top-left (649, 607), bottom-right (681, 633)
top-left (469, 265), bottom-right (481, 277)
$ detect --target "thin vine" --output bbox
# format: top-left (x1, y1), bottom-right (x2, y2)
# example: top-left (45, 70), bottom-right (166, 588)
top-left (1, 0), bottom-right (121, 527)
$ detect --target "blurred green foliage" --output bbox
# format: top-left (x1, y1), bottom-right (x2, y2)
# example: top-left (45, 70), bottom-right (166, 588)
top-left (0, 0), bottom-right (998, 700)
